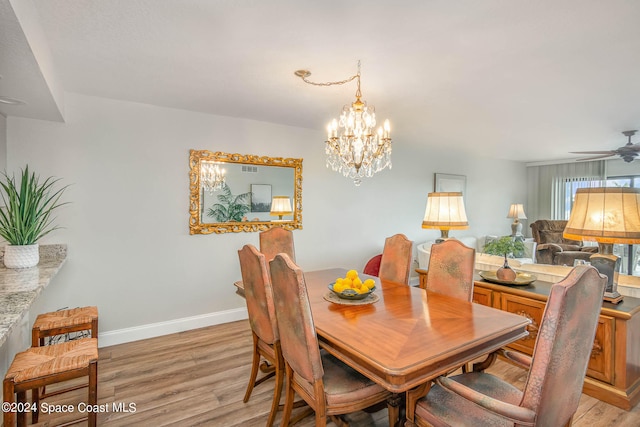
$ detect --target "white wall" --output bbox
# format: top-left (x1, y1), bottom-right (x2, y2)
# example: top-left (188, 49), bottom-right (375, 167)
top-left (0, 114), bottom-right (6, 170)
top-left (606, 158), bottom-right (640, 177)
top-left (7, 93), bottom-right (526, 344)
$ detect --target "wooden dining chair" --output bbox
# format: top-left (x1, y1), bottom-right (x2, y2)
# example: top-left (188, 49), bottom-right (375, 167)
top-left (420, 239), bottom-right (475, 301)
top-left (378, 233), bottom-right (413, 285)
top-left (260, 227), bottom-right (296, 263)
top-left (237, 244), bottom-right (283, 427)
top-left (406, 265), bottom-right (606, 427)
top-left (269, 253), bottom-right (397, 427)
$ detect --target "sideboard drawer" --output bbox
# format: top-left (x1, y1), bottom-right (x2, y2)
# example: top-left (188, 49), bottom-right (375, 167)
top-left (472, 287), bottom-right (492, 307)
top-left (500, 293), bottom-right (544, 355)
top-left (587, 315), bottom-right (614, 384)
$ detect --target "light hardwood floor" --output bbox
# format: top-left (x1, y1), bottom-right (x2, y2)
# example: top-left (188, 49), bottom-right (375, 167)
top-left (30, 320), bottom-right (640, 426)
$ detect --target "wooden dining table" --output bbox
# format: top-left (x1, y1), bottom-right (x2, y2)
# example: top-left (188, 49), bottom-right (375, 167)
top-left (302, 268), bottom-right (530, 393)
top-left (235, 267), bottom-right (531, 424)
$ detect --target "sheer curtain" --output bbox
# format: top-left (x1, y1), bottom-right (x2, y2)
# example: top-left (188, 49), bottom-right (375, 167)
top-left (527, 161), bottom-right (605, 222)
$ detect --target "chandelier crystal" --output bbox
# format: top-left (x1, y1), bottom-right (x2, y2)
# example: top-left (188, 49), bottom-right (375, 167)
top-left (296, 61), bottom-right (392, 186)
top-left (201, 162), bottom-right (226, 193)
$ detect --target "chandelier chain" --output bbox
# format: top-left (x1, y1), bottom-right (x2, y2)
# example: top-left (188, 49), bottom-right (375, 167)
top-left (299, 73), bottom-right (358, 87)
top-left (297, 60), bottom-right (362, 88)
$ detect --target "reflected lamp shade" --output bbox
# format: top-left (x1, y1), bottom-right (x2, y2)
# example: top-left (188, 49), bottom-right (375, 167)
top-left (563, 187), bottom-right (640, 303)
top-left (564, 188), bottom-right (640, 244)
top-left (507, 203), bottom-right (527, 236)
top-left (422, 192), bottom-right (469, 239)
top-left (270, 196), bottom-right (293, 220)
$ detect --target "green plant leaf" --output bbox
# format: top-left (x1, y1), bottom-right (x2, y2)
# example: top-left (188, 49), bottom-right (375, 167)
top-left (0, 166), bottom-right (69, 245)
top-left (206, 183), bottom-right (251, 223)
top-left (483, 236), bottom-right (525, 258)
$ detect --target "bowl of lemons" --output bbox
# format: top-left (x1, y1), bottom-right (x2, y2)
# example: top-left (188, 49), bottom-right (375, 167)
top-left (328, 270), bottom-right (376, 300)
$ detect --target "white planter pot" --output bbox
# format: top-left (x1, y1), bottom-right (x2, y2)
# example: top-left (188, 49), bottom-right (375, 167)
top-left (4, 244), bottom-right (39, 269)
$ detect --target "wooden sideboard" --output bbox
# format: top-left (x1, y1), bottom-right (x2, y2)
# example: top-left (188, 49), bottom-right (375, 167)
top-left (472, 276), bottom-right (640, 410)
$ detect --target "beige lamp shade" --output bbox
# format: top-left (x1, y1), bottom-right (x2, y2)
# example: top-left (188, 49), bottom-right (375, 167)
top-left (507, 203), bottom-right (527, 219)
top-left (422, 192), bottom-right (469, 237)
top-left (270, 196), bottom-right (293, 219)
top-left (563, 187), bottom-right (640, 244)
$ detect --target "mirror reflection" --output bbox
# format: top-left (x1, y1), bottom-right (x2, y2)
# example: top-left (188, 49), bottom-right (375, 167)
top-left (189, 150), bottom-right (302, 234)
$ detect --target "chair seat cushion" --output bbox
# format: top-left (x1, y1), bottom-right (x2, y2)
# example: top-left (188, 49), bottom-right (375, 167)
top-left (415, 372), bottom-right (523, 426)
top-left (295, 353), bottom-right (388, 406)
top-left (6, 338), bottom-right (98, 384)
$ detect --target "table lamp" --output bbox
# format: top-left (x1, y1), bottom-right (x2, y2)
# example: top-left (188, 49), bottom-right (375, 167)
top-left (422, 192), bottom-right (469, 242)
top-left (564, 187), bottom-right (640, 304)
top-left (507, 203), bottom-right (527, 237)
top-left (270, 196), bottom-right (293, 221)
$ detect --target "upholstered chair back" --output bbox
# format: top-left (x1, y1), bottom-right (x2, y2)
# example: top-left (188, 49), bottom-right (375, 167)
top-left (269, 253), bottom-right (323, 384)
top-left (424, 239), bottom-right (475, 301)
top-left (238, 244), bottom-right (278, 345)
top-left (378, 233), bottom-right (413, 285)
top-left (259, 227), bottom-right (296, 263)
top-left (363, 254), bottom-right (383, 276)
top-left (530, 219), bottom-right (581, 247)
top-left (521, 265), bottom-right (605, 425)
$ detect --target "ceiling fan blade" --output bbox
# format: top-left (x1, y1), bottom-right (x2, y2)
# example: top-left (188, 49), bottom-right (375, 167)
top-left (569, 150), bottom-right (616, 155)
top-left (575, 153), bottom-right (616, 161)
top-left (570, 131), bottom-right (640, 162)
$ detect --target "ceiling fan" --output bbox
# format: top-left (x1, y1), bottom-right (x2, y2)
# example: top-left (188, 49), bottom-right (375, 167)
top-left (571, 130), bottom-right (640, 163)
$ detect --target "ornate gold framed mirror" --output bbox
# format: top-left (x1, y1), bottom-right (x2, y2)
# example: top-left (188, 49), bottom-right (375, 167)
top-left (189, 150), bottom-right (303, 234)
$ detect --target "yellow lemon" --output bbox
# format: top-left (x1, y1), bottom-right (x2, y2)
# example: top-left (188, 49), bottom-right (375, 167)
top-left (333, 282), bottom-right (346, 293)
top-left (355, 285), bottom-right (368, 294)
top-left (335, 278), bottom-right (344, 286)
top-left (353, 277), bottom-right (363, 288)
top-left (364, 279), bottom-right (376, 289)
top-left (343, 278), bottom-right (353, 288)
top-left (346, 269), bottom-right (359, 280)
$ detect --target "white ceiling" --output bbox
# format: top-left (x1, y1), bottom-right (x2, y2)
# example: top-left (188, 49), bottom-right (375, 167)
top-left (2, 0), bottom-right (640, 163)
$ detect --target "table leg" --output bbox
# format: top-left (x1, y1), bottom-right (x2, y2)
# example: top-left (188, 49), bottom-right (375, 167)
top-left (405, 382), bottom-right (431, 425)
top-left (472, 351), bottom-right (498, 372)
top-left (387, 393), bottom-right (402, 427)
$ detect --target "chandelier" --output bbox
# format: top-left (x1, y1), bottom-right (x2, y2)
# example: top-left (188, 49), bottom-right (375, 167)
top-left (295, 61), bottom-right (392, 186)
top-left (201, 162), bottom-right (226, 193)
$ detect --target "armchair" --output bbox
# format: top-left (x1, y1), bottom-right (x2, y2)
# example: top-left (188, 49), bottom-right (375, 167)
top-left (406, 265), bottom-right (607, 427)
top-left (530, 220), bottom-right (597, 265)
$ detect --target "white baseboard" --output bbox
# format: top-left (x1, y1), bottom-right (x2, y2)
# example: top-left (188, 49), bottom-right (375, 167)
top-left (98, 307), bottom-right (249, 348)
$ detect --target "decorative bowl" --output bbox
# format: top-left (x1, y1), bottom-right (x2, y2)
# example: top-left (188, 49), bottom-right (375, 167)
top-left (328, 283), bottom-right (376, 300)
top-left (479, 270), bottom-right (537, 286)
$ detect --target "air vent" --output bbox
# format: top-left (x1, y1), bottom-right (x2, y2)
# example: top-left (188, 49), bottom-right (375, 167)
top-left (242, 165), bottom-right (258, 173)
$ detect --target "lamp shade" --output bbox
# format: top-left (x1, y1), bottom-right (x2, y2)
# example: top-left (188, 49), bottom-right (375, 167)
top-left (270, 196), bottom-right (293, 217)
top-left (422, 192), bottom-right (469, 231)
top-left (507, 203), bottom-right (527, 219)
top-left (563, 187), bottom-right (640, 244)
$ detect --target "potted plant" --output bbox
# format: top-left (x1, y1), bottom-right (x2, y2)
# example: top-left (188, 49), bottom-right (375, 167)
top-left (0, 166), bottom-right (68, 269)
top-left (207, 183), bottom-right (251, 222)
top-left (483, 236), bottom-right (525, 281)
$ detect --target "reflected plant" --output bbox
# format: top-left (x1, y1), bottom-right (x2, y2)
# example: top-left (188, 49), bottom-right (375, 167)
top-left (484, 236), bottom-right (525, 259)
top-left (207, 183), bottom-right (251, 222)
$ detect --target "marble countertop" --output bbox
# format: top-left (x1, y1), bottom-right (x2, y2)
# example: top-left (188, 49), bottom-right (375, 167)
top-left (0, 244), bottom-right (67, 347)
